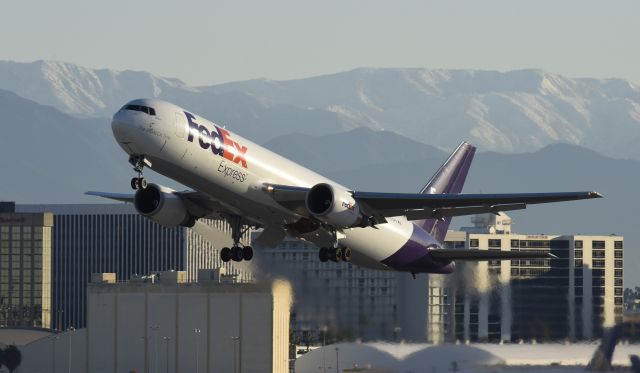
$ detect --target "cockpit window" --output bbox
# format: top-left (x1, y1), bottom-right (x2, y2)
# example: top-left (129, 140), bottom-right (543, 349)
top-left (125, 105), bottom-right (156, 116)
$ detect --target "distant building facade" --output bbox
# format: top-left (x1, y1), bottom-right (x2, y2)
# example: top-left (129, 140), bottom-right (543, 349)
top-left (252, 233), bottom-right (426, 342)
top-left (0, 202), bottom-right (53, 328)
top-left (428, 213), bottom-right (624, 343)
top-left (17, 204), bottom-right (253, 330)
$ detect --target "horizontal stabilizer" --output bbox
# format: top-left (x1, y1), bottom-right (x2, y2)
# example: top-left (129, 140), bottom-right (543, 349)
top-left (430, 249), bottom-right (555, 261)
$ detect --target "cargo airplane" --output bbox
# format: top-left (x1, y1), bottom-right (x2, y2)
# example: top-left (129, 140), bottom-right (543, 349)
top-left (89, 99), bottom-right (601, 275)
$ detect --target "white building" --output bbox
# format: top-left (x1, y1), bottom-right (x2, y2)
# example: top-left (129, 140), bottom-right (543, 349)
top-left (428, 213), bottom-right (624, 343)
top-left (15, 271), bottom-right (292, 373)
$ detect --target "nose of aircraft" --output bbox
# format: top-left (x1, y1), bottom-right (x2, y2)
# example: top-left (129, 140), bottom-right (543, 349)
top-left (111, 109), bottom-right (132, 144)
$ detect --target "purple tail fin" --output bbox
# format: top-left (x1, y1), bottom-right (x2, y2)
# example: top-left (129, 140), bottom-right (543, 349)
top-left (416, 142), bottom-right (476, 242)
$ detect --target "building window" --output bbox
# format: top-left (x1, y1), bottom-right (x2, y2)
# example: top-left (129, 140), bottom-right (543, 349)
top-left (592, 250), bottom-right (605, 258)
top-left (592, 240), bottom-right (606, 250)
top-left (575, 250), bottom-right (583, 259)
top-left (520, 240), bottom-right (550, 248)
top-left (614, 251), bottom-right (623, 259)
top-left (615, 278), bottom-right (623, 287)
top-left (574, 259), bottom-right (583, 267)
top-left (615, 260), bottom-right (623, 269)
top-left (469, 239), bottom-right (479, 248)
top-left (592, 260), bottom-right (605, 268)
top-left (614, 241), bottom-right (623, 250)
top-left (615, 269), bottom-right (623, 278)
top-left (488, 239), bottom-right (501, 248)
top-left (574, 240), bottom-right (583, 249)
top-left (615, 288), bottom-right (623, 296)
top-left (615, 297), bottom-right (623, 305)
top-left (511, 239), bottom-right (519, 248)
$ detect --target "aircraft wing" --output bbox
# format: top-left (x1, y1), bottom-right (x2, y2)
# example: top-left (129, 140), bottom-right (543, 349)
top-left (354, 191), bottom-right (602, 221)
top-left (265, 184), bottom-right (602, 223)
top-left (85, 190), bottom-right (228, 219)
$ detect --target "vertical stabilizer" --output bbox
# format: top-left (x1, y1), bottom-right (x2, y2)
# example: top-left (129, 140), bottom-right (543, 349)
top-left (416, 142), bottom-right (476, 242)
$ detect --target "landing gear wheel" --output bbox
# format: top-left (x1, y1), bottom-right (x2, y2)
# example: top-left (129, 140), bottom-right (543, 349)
top-left (329, 247), bottom-right (342, 262)
top-left (242, 246), bottom-right (253, 261)
top-left (131, 177), bottom-right (139, 190)
top-left (341, 247), bottom-right (352, 262)
top-left (335, 247), bottom-right (343, 262)
top-left (319, 247), bottom-right (329, 262)
top-left (220, 247), bottom-right (231, 262)
top-left (231, 246), bottom-right (244, 262)
top-left (137, 177), bottom-right (148, 190)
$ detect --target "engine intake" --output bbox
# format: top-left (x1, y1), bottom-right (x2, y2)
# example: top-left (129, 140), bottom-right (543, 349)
top-left (134, 184), bottom-right (195, 227)
top-left (306, 183), bottom-right (365, 228)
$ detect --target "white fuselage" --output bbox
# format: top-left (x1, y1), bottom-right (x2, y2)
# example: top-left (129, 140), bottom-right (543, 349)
top-left (111, 99), bottom-right (446, 272)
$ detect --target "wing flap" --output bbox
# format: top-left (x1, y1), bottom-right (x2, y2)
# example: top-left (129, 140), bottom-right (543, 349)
top-left (430, 249), bottom-right (556, 261)
top-left (404, 203), bottom-right (527, 221)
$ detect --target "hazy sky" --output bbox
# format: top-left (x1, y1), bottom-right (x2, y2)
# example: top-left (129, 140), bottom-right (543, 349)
top-left (1, 0), bottom-right (638, 86)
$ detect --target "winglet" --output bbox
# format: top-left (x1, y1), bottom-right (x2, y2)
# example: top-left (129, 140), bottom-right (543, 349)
top-left (588, 191), bottom-right (604, 199)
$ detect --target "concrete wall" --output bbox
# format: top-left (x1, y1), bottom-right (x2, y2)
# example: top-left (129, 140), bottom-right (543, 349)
top-left (85, 281), bottom-right (291, 373)
top-left (17, 329), bottom-right (87, 373)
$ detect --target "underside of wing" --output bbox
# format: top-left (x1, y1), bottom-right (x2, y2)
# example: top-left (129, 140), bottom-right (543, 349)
top-left (430, 249), bottom-right (556, 261)
top-left (85, 189), bottom-right (230, 220)
top-left (85, 191), bottom-right (135, 203)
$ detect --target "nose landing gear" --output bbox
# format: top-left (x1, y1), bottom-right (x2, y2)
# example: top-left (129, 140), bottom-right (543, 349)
top-left (129, 155), bottom-right (151, 190)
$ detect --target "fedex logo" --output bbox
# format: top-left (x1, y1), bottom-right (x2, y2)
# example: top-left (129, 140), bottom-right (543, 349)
top-left (185, 112), bottom-right (248, 169)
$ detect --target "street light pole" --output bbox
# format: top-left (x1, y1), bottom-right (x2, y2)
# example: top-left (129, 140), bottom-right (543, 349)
top-left (193, 328), bottom-right (201, 373)
top-left (231, 336), bottom-right (240, 373)
top-left (335, 347), bottom-right (339, 373)
top-left (162, 336), bottom-right (171, 373)
top-left (150, 324), bottom-right (159, 373)
top-left (68, 327), bottom-right (75, 373)
top-left (51, 335), bottom-right (59, 373)
top-left (321, 326), bottom-right (328, 373)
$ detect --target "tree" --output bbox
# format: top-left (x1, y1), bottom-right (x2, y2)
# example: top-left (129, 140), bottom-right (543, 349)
top-left (4, 345), bottom-right (22, 373)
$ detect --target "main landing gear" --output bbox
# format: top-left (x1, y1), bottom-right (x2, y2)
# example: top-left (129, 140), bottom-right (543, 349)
top-left (317, 228), bottom-right (351, 263)
top-left (318, 247), bottom-right (352, 263)
top-left (220, 216), bottom-right (253, 263)
top-left (129, 155), bottom-right (150, 190)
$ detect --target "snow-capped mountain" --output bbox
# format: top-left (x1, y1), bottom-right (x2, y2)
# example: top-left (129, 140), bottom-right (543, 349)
top-left (0, 60), bottom-right (192, 117)
top-left (2, 60), bottom-right (640, 159)
top-left (204, 68), bottom-right (640, 158)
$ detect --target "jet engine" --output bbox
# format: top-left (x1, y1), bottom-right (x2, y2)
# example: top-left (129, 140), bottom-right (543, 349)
top-left (305, 183), bottom-right (366, 228)
top-left (134, 183), bottom-right (195, 228)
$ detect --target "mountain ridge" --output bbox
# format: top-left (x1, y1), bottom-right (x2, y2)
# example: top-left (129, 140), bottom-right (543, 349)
top-left (2, 60), bottom-right (640, 159)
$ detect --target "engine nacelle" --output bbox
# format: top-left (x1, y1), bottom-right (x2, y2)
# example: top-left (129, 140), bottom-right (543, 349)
top-left (134, 184), bottom-right (195, 228)
top-left (305, 183), bottom-right (365, 228)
